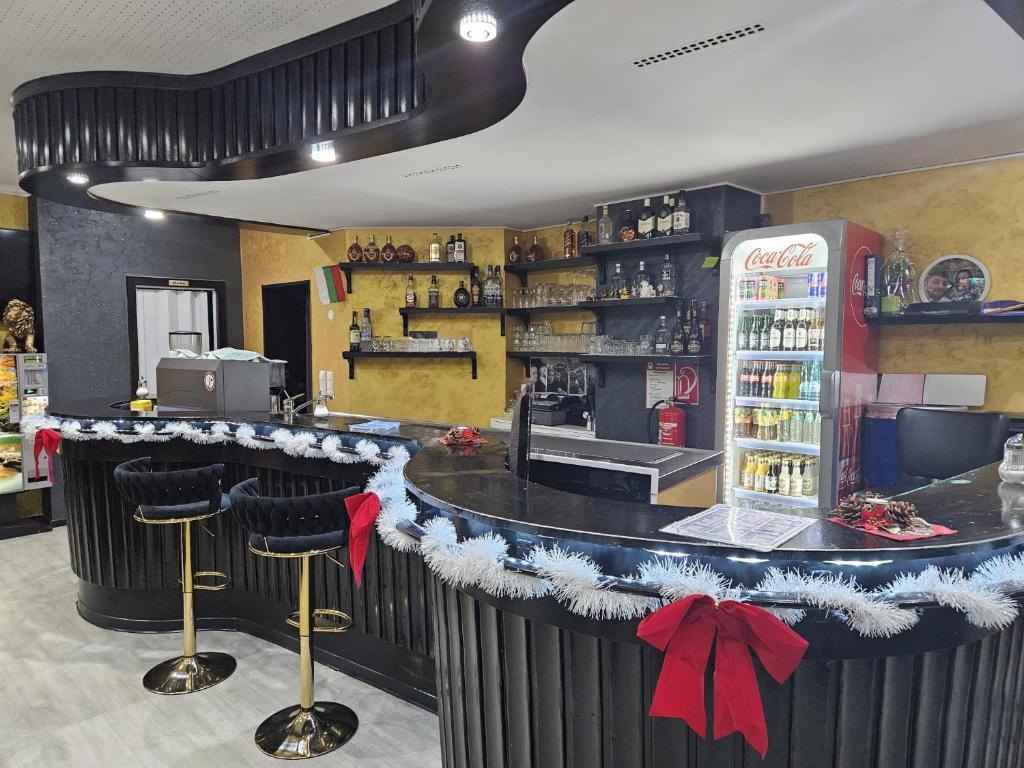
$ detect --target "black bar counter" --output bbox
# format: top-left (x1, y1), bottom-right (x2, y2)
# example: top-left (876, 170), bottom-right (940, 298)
top-left (44, 399), bottom-right (1024, 767)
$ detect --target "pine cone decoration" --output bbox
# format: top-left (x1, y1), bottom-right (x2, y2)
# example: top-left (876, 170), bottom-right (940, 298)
top-left (835, 494), bottom-right (867, 525)
top-left (887, 500), bottom-right (918, 530)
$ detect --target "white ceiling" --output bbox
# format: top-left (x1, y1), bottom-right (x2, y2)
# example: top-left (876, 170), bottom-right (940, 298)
top-left (0, 0), bottom-right (392, 192)
top-left (12, 0), bottom-right (1024, 228)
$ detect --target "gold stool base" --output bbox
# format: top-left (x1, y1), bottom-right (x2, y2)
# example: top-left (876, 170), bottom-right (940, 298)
top-left (255, 701), bottom-right (358, 759)
top-left (143, 652), bottom-right (237, 695)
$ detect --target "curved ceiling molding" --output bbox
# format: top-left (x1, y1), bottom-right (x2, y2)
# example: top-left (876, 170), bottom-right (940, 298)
top-left (12, 0), bottom-right (571, 228)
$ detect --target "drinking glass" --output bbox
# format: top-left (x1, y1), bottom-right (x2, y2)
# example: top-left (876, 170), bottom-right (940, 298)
top-left (639, 334), bottom-right (654, 355)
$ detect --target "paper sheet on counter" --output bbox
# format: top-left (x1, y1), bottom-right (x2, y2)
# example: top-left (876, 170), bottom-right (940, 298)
top-left (659, 504), bottom-right (815, 552)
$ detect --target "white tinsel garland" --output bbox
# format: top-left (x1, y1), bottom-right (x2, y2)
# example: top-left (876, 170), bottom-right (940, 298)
top-left (21, 415), bottom-right (1024, 637)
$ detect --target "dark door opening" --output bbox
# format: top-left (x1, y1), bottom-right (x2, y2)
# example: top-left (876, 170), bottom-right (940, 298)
top-left (262, 282), bottom-right (311, 400)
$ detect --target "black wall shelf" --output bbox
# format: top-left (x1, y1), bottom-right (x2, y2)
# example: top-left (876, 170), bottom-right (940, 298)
top-left (506, 350), bottom-right (713, 386)
top-left (340, 261), bottom-right (478, 293)
top-left (867, 314), bottom-right (1024, 326)
top-left (399, 306), bottom-right (505, 336)
top-left (577, 297), bottom-right (681, 310)
top-left (342, 350), bottom-right (477, 379)
top-left (579, 232), bottom-right (719, 257)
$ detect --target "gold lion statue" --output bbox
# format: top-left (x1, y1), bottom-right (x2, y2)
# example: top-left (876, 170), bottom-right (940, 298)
top-left (1, 299), bottom-right (36, 353)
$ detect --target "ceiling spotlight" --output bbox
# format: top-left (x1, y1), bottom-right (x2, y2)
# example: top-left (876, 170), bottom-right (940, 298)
top-left (66, 173), bottom-right (89, 185)
top-left (310, 141), bottom-right (337, 163)
top-left (459, 11), bottom-right (497, 42)
top-left (144, 209), bottom-right (165, 220)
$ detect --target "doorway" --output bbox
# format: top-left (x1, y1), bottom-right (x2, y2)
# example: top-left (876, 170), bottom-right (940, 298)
top-left (262, 282), bottom-right (311, 400)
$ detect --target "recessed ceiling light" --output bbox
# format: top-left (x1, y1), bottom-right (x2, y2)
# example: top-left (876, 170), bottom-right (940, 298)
top-left (310, 142), bottom-right (337, 163)
top-left (66, 173), bottom-right (89, 185)
top-left (459, 11), bottom-right (497, 42)
top-left (144, 209), bottom-right (165, 220)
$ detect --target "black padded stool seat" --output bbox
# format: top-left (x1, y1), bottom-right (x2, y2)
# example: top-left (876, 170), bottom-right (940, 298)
top-left (112, 457), bottom-right (236, 694)
top-left (229, 477), bottom-right (362, 760)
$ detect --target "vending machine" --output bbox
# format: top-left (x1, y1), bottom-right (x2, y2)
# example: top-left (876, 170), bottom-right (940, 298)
top-left (716, 221), bottom-right (883, 512)
top-left (0, 353), bottom-right (51, 493)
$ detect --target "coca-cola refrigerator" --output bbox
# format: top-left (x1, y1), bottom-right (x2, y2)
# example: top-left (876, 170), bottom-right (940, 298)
top-left (716, 220), bottom-right (883, 512)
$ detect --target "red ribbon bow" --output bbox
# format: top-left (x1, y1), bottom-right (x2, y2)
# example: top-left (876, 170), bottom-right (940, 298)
top-left (637, 594), bottom-right (808, 758)
top-left (344, 491), bottom-right (381, 588)
top-left (32, 428), bottom-right (62, 481)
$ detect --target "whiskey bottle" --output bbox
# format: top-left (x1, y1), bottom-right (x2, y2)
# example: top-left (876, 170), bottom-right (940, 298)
top-left (578, 216), bottom-right (592, 249)
top-left (347, 235), bottom-right (363, 262)
top-left (429, 232), bottom-right (442, 263)
top-left (672, 192), bottom-right (691, 234)
top-left (563, 220), bottom-right (576, 259)
top-left (472, 268), bottom-right (484, 307)
top-left (618, 208), bottom-right (636, 242)
top-left (597, 205), bottom-right (614, 244)
top-left (685, 301), bottom-right (704, 355)
top-left (381, 234), bottom-right (398, 263)
top-left (363, 234), bottom-right (381, 263)
top-left (632, 260), bottom-right (654, 298)
top-left (349, 311), bottom-right (360, 351)
top-left (637, 198), bottom-right (656, 239)
top-left (494, 266), bottom-right (504, 306)
top-left (507, 235), bottom-right (522, 264)
top-left (446, 234), bottom-right (457, 262)
top-left (609, 263), bottom-right (625, 299)
top-left (405, 275), bottom-right (417, 308)
top-left (654, 315), bottom-right (670, 354)
top-left (657, 254), bottom-right (676, 296)
top-left (428, 276), bottom-right (440, 308)
top-left (669, 308), bottom-right (686, 354)
top-left (453, 280), bottom-right (471, 308)
top-left (359, 308), bottom-right (373, 351)
top-left (526, 236), bottom-right (544, 262)
top-left (656, 195), bottom-right (674, 237)
top-left (454, 233), bottom-right (466, 263)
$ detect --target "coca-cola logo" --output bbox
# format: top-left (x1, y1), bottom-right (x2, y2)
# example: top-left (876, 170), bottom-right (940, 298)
top-left (850, 272), bottom-right (865, 296)
top-left (742, 241), bottom-right (819, 271)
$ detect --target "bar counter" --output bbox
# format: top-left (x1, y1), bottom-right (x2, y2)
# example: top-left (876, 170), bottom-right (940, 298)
top-left (45, 399), bottom-right (1024, 767)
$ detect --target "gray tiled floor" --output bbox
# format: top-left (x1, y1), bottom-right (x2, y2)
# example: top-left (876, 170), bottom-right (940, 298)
top-left (0, 527), bottom-right (442, 767)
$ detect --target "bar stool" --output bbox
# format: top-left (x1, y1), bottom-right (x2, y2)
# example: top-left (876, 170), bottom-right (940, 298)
top-left (229, 477), bottom-right (361, 760)
top-left (112, 457), bottom-right (236, 694)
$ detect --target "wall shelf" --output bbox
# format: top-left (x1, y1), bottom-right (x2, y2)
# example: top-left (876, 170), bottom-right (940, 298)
top-left (866, 313), bottom-right (1024, 326)
top-left (340, 261), bottom-right (477, 293)
top-left (579, 232), bottom-right (719, 257)
top-left (399, 306), bottom-right (505, 336)
top-left (506, 350), bottom-right (713, 386)
top-left (577, 297), bottom-right (682, 310)
top-left (342, 350), bottom-right (477, 379)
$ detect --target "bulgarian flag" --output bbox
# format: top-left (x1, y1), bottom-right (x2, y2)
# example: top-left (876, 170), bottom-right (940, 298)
top-left (314, 264), bottom-right (347, 304)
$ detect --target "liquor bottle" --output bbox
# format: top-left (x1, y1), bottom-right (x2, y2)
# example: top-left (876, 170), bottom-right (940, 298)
top-left (563, 220), bottom-right (576, 258)
top-left (494, 266), bottom-right (504, 306)
top-left (381, 234), bottom-right (398, 263)
top-left (654, 315), bottom-right (670, 354)
top-left (428, 275), bottom-right (440, 308)
top-left (670, 308), bottom-right (686, 354)
top-left (578, 216), bottom-right (592, 249)
top-left (759, 312), bottom-right (772, 351)
top-left (347, 235), bottom-right (363, 262)
top-left (618, 208), bottom-right (636, 242)
top-left (768, 310), bottom-right (783, 351)
top-left (782, 308), bottom-right (796, 351)
top-left (597, 205), bottom-right (614, 244)
top-left (685, 301), bottom-right (703, 355)
top-left (429, 233), bottom-right (442, 263)
top-left (359, 308), bottom-right (373, 351)
top-left (632, 260), bottom-right (654, 298)
top-left (657, 254), bottom-right (676, 296)
top-left (795, 308), bottom-right (808, 351)
top-left (446, 234), bottom-right (457, 262)
top-left (453, 280), bottom-right (471, 308)
top-left (471, 269), bottom-right (483, 307)
top-left (637, 198), bottom-right (656, 239)
top-left (364, 234), bottom-right (381, 263)
top-left (507, 235), bottom-right (522, 264)
top-left (610, 263), bottom-right (625, 299)
top-left (405, 275), bottom-right (417, 308)
top-left (672, 192), bottom-right (691, 234)
top-left (526, 236), bottom-right (544, 262)
top-left (454, 233), bottom-right (466, 263)
top-left (349, 310), bottom-right (360, 351)
top-left (656, 195), bottom-right (674, 237)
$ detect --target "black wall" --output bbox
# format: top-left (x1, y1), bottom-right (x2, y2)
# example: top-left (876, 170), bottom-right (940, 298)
top-left (0, 228), bottom-right (34, 312)
top-left (33, 200), bottom-right (242, 400)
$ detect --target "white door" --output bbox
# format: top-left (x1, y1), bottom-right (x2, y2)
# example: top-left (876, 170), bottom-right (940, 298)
top-left (135, 288), bottom-right (218, 395)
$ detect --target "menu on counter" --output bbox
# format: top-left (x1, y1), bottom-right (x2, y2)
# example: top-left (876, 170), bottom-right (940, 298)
top-left (659, 504), bottom-right (815, 552)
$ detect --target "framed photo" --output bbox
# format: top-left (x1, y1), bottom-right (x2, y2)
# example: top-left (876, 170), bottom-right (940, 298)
top-left (918, 254), bottom-right (990, 303)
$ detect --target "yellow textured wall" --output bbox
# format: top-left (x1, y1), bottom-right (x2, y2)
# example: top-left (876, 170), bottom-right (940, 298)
top-left (241, 227), bottom-right (510, 427)
top-left (763, 156), bottom-right (1024, 412)
top-left (0, 194), bottom-right (29, 230)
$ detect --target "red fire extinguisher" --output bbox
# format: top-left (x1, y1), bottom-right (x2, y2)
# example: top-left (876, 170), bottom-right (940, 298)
top-left (654, 400), bottom-right (686, 447)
